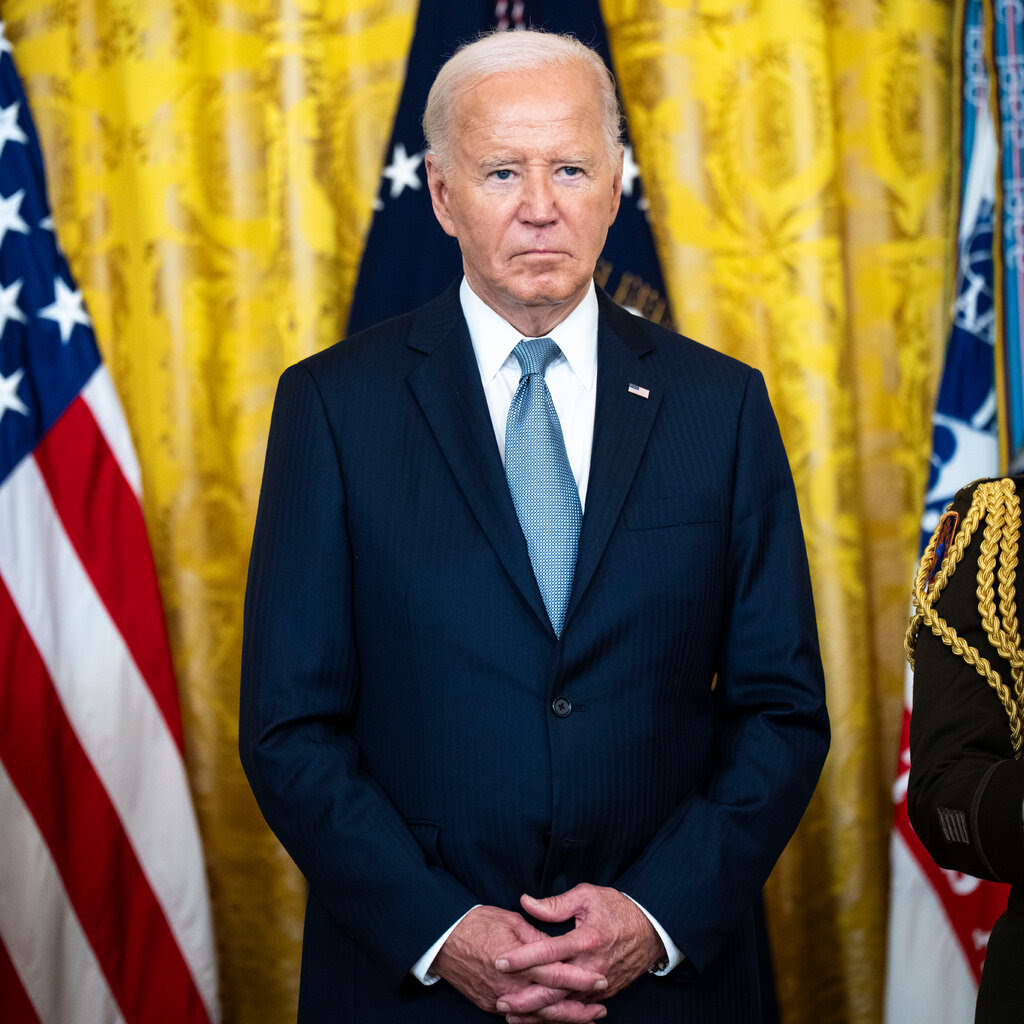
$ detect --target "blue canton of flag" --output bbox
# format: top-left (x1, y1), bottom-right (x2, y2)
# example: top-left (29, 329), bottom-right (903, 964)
top-left (346, 0), bottom-right (671, 335)
top-left (0, 30), bottom-right (99, 483)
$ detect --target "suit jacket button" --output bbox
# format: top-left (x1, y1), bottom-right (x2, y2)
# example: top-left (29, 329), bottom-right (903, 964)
top-left (551, 696), bottom-right (572, 718)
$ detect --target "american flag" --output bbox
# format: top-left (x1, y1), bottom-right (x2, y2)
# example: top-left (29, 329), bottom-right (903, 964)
top-left (0, 25), bottom-right (218, 1024)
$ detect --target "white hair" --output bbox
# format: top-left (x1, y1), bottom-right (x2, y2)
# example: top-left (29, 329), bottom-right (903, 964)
top-left (422, 29), bottom-right (623, 171)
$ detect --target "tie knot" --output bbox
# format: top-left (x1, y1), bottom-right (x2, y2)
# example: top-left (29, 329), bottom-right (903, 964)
top-left (513, 337), bottom-right (561, 379)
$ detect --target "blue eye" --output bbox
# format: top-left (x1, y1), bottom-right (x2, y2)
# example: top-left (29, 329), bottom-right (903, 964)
top-left (492, 169), bottom-right (513, 180)
top-left (562, 166), bottom-right (582, 177)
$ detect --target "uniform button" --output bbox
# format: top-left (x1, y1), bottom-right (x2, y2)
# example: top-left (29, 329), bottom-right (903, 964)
top-left (551, 696), bottom-right (572, 718)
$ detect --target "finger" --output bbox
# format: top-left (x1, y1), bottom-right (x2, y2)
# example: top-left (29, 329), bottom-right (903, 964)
top-left (520, 892), bottom-right (578, 924)
top-left (497, 984), bottom-right (570, 1015)
top-left (497, 976), bottom-right (607, 1014)
top-left (505, 997), bottom-right (608, 1023)
top-left (524, 961), bottom-right (607, 992)
top-left (497, 991), bottom-right (606, 1024)
top-left (497, 932), bottom-right (593, 972)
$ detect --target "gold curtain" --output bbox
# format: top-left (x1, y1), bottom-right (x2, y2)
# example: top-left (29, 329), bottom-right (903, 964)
top-left (7, 1), bottom-right (951, 1022)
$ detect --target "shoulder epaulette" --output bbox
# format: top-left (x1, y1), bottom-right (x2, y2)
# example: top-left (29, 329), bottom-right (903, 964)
top-left (906, 478), bottom-right (1024, 756)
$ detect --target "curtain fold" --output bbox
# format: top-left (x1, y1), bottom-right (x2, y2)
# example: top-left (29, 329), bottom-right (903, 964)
top-left (7, 2), bottom-right (951, 1020)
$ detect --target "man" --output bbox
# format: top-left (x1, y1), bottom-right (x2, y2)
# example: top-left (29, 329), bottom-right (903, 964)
top-left (240, 29), bottom-right (829, 1024)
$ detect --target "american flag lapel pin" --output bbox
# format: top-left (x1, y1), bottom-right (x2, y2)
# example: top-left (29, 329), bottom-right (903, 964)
top-left (627, 383), bottom-right (650, 399)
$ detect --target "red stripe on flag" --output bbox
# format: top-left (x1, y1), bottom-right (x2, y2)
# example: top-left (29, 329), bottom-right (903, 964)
top-left (0, 577), bottom-right (210, 1024)
top-left (32, 396), bottom-right (184, 750)
top-left (0, 937), bottom-right (42, 1024)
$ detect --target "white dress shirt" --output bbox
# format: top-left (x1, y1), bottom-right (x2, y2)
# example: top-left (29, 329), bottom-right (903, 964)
top-left (411, 278), bottom-right (682, 984)
top-left (460, 275), bottom-right (598, 510)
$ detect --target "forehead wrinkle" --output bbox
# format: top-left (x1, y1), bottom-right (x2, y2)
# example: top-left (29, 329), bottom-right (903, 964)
top-left (458, 117), bottom-right (606, 169)
top-left (455, 88), bottom-right (601, 136)
top-left (462, 111), bottom-right (584, 142)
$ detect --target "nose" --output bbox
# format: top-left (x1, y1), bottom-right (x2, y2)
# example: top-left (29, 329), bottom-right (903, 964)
top-left (518, 170), bottom-right (556, 225)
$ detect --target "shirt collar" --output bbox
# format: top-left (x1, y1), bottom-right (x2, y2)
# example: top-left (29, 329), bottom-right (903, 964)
top-left (460, 277), bottom-right (598, 390)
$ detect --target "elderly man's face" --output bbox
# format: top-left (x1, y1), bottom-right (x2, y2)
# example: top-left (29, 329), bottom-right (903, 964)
top-left (425, 62), bottom-right (623, 336)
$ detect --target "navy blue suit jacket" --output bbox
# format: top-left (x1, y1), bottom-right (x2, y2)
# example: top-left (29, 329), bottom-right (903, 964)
top-left (239, 284), bottom-right (829, 1022)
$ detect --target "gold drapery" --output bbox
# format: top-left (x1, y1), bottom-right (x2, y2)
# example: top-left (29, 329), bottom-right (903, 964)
top-left (7, 2), bottom-right (950, 1022)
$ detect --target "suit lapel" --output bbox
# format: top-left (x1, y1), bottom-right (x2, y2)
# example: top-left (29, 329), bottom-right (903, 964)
top-left (405, 287), bottom-right (552, 632)
top-left (405, 285), bottom-right (662, 637)
top-left (565, 296), bottom-right (662, 627)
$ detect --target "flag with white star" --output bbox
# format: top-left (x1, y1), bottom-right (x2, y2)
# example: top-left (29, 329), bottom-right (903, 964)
top-left (0, 85), bottom-right (100, 470)
top-left (346, 0), bottom-right (672, 334)
top-left (0, 26), bottom-right (219, 1024)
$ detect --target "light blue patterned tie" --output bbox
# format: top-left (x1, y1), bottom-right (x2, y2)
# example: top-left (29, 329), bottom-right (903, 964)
top-left (505, 338), bottom-right (582, 637)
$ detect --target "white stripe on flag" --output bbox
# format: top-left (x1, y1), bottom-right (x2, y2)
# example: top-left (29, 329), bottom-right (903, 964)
top-left (959, 110), bottom-right (997, 247)
top-left (0, 457), bottom-right (218, 1021)
top-left (81, 366), bottom-right (143, 499)
top-left (884, 832), bottom-right (978, 1024)
top-left (0, 759), bottom-right (126, 1024)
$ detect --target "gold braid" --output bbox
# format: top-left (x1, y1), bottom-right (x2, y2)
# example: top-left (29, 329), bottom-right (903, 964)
top-left (905, 479), bottom-right (1024, 756)
top-left (997, 483), bottom-right (1024, 704)
top-left (904, 487), bottom-right (983, 666)
top-left (981, 480), bottom-right (1024, 704)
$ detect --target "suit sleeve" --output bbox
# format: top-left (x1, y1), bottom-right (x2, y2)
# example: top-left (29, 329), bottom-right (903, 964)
top-left (615, 368), bottom-right (830, 972)
top-left (239, 363), bottom-right (477, 987)
top-left (908, 482), bottom-right (1024, 884)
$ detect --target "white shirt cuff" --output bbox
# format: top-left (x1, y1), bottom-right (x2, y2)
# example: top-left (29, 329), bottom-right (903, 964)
top-left (624, 894), bottom-right (684, 975)
top-left (410, 906), bottom-right (481, 985)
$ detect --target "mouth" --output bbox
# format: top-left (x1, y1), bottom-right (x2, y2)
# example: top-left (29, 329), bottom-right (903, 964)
top-left (513, 249), bottom-right (569, 259)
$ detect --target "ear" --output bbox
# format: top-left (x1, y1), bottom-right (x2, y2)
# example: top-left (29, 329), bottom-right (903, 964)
top-left (607, 145), bottom-right (624, 226)
top-left (424, 153), bottom-right (458, 238)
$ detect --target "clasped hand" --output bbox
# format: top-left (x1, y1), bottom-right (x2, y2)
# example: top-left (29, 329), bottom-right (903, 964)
top-left (432, 883), bottom-right (663, 1023)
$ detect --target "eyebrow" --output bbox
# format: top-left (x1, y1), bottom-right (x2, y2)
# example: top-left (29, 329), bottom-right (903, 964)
top-left (479, 158), bottom-right (520, 171)
top-left (478, 156), bottom-right (595, 171)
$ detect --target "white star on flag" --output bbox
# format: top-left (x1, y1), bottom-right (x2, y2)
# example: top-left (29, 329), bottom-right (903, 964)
top-left (0, 189), bottom-right (30, 247)
top-left (621, 145), bottom-right (641, 198)
top-left (0, 365), bottom-right (28, 422)
top-left (0, 278), bottom-right (26, 337)
top-left (38, 276), bottom-right (91, 343)
top-left (383, 142), bottom-right (424, 198)
top-left (0, 23), bottom-right (12, 55)
top-left (0, 101), bottom-right (27, 156)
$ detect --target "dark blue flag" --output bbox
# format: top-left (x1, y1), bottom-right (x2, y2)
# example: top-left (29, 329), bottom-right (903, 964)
top-left (346, 0), bottom-right (671, 334)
